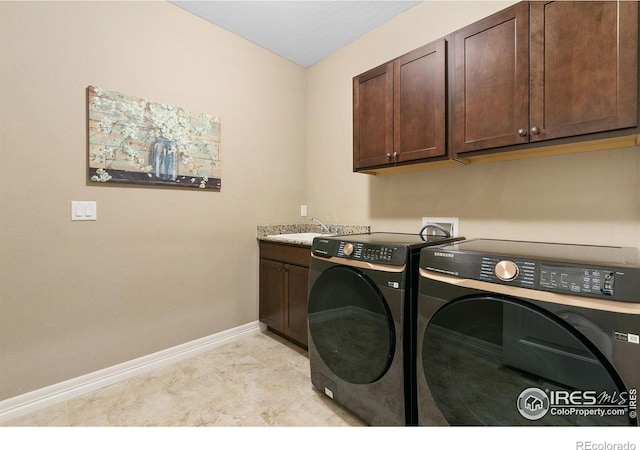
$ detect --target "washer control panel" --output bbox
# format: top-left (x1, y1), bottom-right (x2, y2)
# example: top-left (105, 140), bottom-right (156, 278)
top-left (336, 241), bottom-right (406, 265)
top-left (312, 238), bottom-right (408, 266)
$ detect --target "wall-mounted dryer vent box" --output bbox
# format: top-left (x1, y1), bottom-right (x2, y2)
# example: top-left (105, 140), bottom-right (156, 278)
top-left (422, 217), bottom-right (458, 237)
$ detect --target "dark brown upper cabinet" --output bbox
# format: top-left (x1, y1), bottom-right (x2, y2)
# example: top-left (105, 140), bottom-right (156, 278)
top-left (451, 1), bottom-right (638, 157)
top-left (353, 39), bottom-right (447, 171)
top-left (529, 1), bottom-right (638, 142)
top-left (451, 2), bottom-right (530, 154)
top-left (353, 62), bottom-right (394, 170)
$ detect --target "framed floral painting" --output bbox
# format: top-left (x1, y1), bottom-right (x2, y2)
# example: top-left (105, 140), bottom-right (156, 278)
top-left (87, 86), bottom-right (221, 190)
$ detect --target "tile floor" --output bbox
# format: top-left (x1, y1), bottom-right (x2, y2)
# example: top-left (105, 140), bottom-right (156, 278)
top-left (2, 331), bottom-right (365, 427)
top-left (3, 330), bottom-right (629, 450)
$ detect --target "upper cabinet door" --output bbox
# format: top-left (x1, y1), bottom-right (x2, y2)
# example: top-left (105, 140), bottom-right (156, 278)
top-left (529, 1), bottom-right (638, 142)
top-left (451, 2), bottom-right (530, 155)
top-left (353, 62), bottom-right (394, 170)
top-left (393, 39), bottom-right (447, 163)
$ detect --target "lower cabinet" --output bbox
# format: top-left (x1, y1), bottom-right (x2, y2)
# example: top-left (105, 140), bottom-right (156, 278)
top-left (259, 242), bottom-right (310, 348)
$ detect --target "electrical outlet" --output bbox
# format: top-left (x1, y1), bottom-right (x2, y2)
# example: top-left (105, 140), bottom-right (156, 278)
top-left (300, 205), bottom-right (308, 217)
top-left (422, 217), bottom-right (458, 237)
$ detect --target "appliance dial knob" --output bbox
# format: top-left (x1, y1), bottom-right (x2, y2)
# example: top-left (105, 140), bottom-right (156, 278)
top-left (343, 243), bottom-right (354, 256)
top-left (495, 260), bottom-right (519, 281)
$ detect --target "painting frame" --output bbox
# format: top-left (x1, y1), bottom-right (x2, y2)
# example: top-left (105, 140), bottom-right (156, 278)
top-left (87, 86), bottom-right (221, 190)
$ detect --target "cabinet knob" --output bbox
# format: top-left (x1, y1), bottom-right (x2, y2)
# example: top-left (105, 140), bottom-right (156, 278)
top-left (386, 153), bottom-right (392, 159)
top-left (393, 151), bottom-right (398, 160)
top-left (531, 126), bottom-right (541, 135)
top-left (517, 128), bottom-right (527, 137)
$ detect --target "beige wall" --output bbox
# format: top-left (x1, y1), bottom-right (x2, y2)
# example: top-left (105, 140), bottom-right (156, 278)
top-left (0, 1), bottom-right (306, 400)
top-left (306, 1), bottom-right (640, 248)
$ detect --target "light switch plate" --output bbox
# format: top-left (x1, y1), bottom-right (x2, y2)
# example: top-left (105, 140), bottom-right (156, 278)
top-left (71, 201), bottom-right (97, 221)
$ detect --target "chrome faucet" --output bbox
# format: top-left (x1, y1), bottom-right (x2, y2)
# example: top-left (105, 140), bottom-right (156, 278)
top-left (311, 217), bottom-right (331, 234)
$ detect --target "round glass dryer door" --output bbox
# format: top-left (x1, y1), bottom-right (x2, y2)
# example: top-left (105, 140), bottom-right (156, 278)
top-left (308, 266), bottom-right (395, 385)
top-left (421, 296), bottom-right (634, 426)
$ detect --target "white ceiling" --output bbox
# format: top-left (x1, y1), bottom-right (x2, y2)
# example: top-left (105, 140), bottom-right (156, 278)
top-left (171, 1), bottom-right (422, 67)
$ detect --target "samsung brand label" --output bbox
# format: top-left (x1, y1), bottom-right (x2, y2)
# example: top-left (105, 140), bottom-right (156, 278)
top-left (434, 252), bottom-right (454, 258)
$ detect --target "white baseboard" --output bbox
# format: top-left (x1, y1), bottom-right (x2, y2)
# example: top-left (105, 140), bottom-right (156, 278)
top-left (0, 321), bottom-right (264, 424)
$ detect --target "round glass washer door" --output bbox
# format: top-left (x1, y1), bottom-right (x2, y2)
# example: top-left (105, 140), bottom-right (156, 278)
top-left (421, 296), bottom-right (633, 426)
top-left (308, 266), bottom-right (395, 385)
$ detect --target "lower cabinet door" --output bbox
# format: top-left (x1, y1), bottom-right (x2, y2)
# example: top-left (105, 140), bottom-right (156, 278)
top-left (259, 258), bottom-right (285, 333)
top-left (285, 264), bottom-right (309, 347)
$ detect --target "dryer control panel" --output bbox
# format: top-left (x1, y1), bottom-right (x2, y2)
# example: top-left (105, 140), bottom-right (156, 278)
top-left (479, 255), bottom-right (618, 297)
top-left (420, 239), bottom-right (640, 303)
top-left (539, 264), bottom-right (616, 296)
